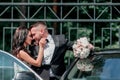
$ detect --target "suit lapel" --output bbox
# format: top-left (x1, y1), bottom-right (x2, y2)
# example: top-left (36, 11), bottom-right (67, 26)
top-left (51, 35), bottom-right (57, 63)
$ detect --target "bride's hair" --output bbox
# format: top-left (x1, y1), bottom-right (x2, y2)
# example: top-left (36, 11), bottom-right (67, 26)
top-left (12, 26), bottom-right (29, 56)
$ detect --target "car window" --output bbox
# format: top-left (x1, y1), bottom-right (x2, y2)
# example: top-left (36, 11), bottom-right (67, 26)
top-left (66, 54), bottom-right (120, 80)
top-left (0, 50), bottom-right (43, 80)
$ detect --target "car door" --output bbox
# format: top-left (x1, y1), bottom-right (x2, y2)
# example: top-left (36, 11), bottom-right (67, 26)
top-left (0, 50), bottom-right (43, 80)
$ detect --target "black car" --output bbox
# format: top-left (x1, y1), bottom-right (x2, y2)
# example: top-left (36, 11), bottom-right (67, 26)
top-left (61, 49), bottom-right (120, 80)
top-left (1, 49), bottom-right (120, 80)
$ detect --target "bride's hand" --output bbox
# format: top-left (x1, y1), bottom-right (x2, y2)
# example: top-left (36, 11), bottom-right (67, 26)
top-left (88, 43), bottom-right (94, 50)
top-left (39, 38), bottom-right (46, 47)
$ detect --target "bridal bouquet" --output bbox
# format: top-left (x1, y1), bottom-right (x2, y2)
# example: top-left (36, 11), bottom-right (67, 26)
top-left (72, 37), bottom-right (90, 59)
top-left (72, 37), bottom-right (94, 71)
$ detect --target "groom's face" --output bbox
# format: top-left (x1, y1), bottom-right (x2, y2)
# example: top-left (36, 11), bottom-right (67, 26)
top-left (30, 27), bottom-right (42, 44)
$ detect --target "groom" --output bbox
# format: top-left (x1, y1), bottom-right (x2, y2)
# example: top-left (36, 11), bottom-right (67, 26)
top-left (29, 21), bottom-right (94, 80)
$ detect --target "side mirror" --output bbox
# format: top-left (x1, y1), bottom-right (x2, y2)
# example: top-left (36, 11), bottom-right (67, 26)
top-left (13, 71), bottom-right (37, 80)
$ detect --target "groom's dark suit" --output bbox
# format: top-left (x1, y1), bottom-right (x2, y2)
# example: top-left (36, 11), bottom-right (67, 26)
top-left (29, 35), bottom-right (73, 80)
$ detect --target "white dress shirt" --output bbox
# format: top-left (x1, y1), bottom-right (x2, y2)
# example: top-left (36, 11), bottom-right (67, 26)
top-left (42, 34), bottom-right (56, 77)
top-left (42, 34), bottom-right (55, 65)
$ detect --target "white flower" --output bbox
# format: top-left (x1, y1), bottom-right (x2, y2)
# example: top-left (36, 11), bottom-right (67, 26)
top-left (72, 37), bottom-right (90, 59)
top-left (79, 37), bottom-right (89, 47)
top-left (80, 48), bottom-right (90, 59)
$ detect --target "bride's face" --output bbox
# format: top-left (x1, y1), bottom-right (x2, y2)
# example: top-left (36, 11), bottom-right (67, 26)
top-left (24, 31), bottom-right (33, 46)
